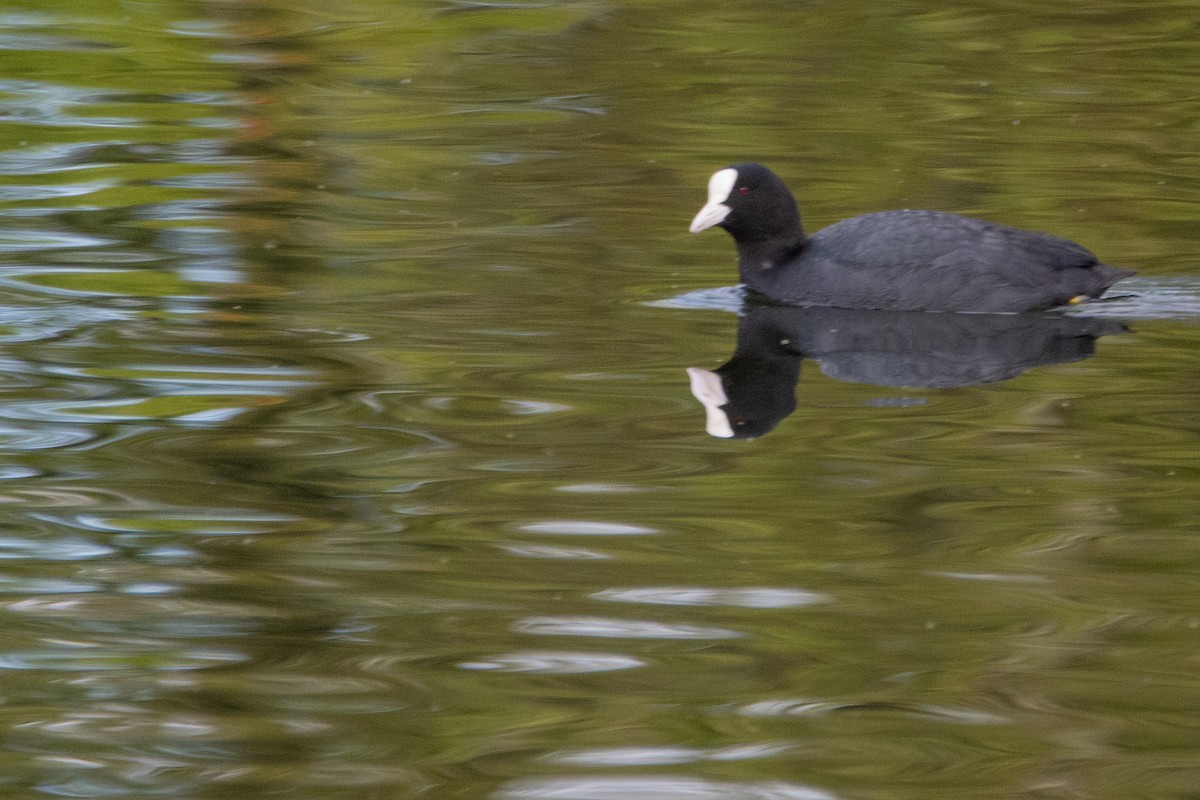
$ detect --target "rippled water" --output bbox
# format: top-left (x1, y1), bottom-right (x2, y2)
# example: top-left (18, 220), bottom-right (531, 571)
top-left (1, 1), bottom-right (1199, 798)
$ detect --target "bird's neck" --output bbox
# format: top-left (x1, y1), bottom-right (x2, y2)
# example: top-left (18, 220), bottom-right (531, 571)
top-left (735, 231), bottom-right (807, 286)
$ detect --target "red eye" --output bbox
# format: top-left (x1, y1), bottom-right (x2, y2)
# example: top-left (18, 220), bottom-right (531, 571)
top-left (736, 186), bottom-right (750, 196)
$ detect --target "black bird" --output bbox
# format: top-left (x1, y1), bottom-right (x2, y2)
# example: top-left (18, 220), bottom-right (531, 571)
top-left (689, 163), bottom-right (1134, 312)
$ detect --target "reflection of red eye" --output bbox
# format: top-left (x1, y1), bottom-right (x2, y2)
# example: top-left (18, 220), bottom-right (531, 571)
top-left (737, 186), bottom-right (750, 196)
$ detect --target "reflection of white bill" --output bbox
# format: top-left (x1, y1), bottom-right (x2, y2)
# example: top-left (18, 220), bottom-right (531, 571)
top-left (686, 366), bottom-right (733, 439)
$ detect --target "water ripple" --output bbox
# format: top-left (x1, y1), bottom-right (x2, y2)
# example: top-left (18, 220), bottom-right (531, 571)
top-left (0, 179), bottom-right (115, 201)
top-left (555, 483), bottom-right (653, 494)
top-left (458, 651), bottom-right (645, 674)
top-left (543, 743), bottom-right (792, 766)
top-left (736, 698), bottom-right (1007, 725)
top-left (496, 777), bottom-right (835, 800)
top-left (0, 33), bottom-right (117, 53)
top-left (0, 80), bottom-right (143, 128)
top-left (0, 139), bottom-right (238, 176)
top-left (593, 587), bottom-right (831, 609)
top-left (518, 521), bottom-right (659, 536)
top-left (0, 397), bottom-right (276, 424)
top-left (654, 279), bottom-right (1200, 321)
top-left (1065, 277), bottom-right (1200, 319)
top-left (0, 424), bottom-right (97, 449)
top-left (497, 543), bottom-right (612, 560)
top-left (0, 535), bottom-right (115, 561)
top-left (59, 510), bottom-right (308, 536)
top-left (0, 647), bottom-right (247, 671)
top-left (513, 616), bottom-right (743, 640)
top-left (0, 229), bottom-right (116, 252)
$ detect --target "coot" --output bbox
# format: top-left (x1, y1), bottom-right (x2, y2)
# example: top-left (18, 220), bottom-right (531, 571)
top-left (689, 163), bottom-right (1133, 312)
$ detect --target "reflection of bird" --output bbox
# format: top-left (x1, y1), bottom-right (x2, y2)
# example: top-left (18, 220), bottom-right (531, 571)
top-left (689, 163), bottom-right (1134, 312)
top-left (689, 304), bottom-right (1129, 439)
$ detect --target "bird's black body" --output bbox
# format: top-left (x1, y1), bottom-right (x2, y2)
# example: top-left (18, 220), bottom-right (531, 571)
top-left (690, 163), bottom-right (1133, 313)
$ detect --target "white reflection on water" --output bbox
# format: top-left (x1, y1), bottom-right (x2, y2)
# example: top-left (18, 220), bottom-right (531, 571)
top-left (554, 483), bottom-right (650, 493)
top-left (496, 776), bottom-right (834, 800)
top-left (0, 229), bottom-right (116, 252)
top-left (0, 647), bottom-right (248, 671)
top-left (737, 698), bottom-right (1007, 725)
top-left (593, 587), bottom-right (831, 608)
top-left (506, 399), bottom-right (573, 415)
top-left (458, 651), bottom-right (645, 674)
top-left (543, 743), bottom-right (792, 766)
top-left (930, 571), bottom-right (1050, 584)
top-left (0, 180), bottom-right (115, 201)
top-left (513, 616), bottom-right (742, 640)
top-left (498, 543), bottom-right (612, 560)
top-left (655, 278), bottom-right (1200, 320)
top-left (518, 521), bottom-right (659, 536)
top-left (0, 536), bottom-right (115, 560)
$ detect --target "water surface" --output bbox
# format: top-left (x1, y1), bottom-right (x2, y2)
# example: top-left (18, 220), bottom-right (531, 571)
top-left (1, 1), bottom-right (1199, 798)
